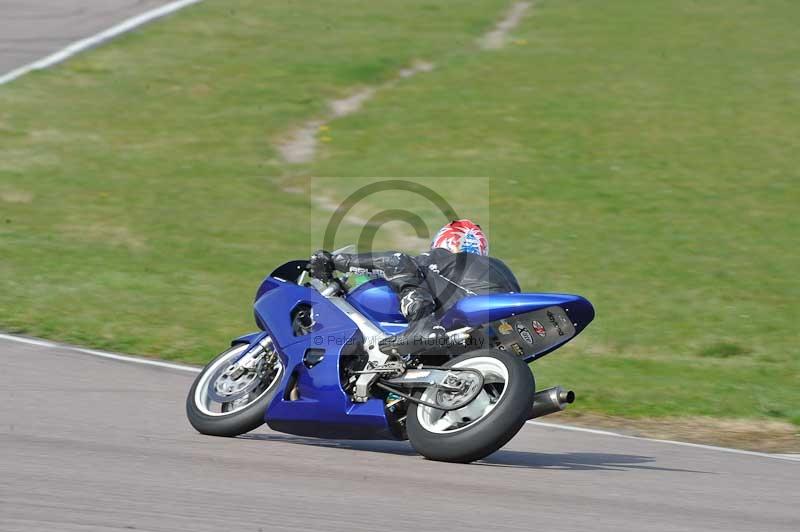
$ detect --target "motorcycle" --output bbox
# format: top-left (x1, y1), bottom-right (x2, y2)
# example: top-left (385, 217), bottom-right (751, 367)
top-left (186, 250), bottom-right (595, 463)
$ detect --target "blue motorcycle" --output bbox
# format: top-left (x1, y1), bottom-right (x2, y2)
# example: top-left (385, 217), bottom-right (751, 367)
top-left (186, 251), bottom-right (595, 463)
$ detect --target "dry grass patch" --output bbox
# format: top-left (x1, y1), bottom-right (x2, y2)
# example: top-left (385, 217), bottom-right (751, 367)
top-left (556, 412), bottom-right (800, 453)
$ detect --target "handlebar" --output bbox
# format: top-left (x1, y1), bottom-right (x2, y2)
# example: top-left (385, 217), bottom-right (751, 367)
top-left (308, 276), bottom-right (346, 297)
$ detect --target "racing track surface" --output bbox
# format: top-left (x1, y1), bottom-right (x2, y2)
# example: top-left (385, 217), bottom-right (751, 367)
top-left (0, 0), bottom-right (174, 75)
top-left (1, 337), bottom-right (798, 532)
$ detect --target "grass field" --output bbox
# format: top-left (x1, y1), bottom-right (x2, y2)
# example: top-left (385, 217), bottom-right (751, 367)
top-left (1, 0), bottom-right (798, 432)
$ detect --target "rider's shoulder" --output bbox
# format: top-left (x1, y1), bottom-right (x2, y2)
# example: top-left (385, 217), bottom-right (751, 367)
top-left (424, 248), bottom-right (455, 261)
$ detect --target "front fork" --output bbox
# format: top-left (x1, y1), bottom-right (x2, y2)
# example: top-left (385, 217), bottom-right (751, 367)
top-left (227, 334), bottom-right (276, 377)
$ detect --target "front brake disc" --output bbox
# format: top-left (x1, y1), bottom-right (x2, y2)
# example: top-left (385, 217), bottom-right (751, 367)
top-left (207, 363), bottom-right (263, 404)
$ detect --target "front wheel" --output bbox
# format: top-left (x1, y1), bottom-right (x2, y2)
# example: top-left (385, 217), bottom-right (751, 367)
top-left (406, 349), bottom-right (534, 463)
top-left (186, 343), bottom-right (283, 437)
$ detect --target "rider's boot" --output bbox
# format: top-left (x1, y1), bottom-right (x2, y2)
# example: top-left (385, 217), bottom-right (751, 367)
top-left (379, 314), bottom-right (447, 356)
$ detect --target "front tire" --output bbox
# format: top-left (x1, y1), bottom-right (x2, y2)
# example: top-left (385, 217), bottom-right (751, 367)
top-left (186, 344), bottom-right (283, 437)
top-left (406, 349), bottom-right (534, 463)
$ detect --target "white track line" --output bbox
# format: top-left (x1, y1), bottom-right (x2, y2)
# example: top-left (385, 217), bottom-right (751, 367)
top-left (0, 332), bottom-right (796, 461)
top-left (0, 0), bottom-right (204, 86)
top-left (527, 420), bottom-right (800, 463)
top-left (0, 333), bottom-right (200, 373)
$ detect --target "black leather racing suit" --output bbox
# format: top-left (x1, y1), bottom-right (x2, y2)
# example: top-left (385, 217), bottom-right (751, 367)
top-left (332, 248), bottom-right (521, 324)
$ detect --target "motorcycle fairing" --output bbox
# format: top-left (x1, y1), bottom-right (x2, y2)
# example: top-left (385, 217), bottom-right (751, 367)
top-left (440, 293), bottom-right (594, 361)
top-left (346, 280), bottom-right (595, 350)
top-left (439, 292), bottom-right (594, 329)
top-left (252, 278), bottom-right (395, 440)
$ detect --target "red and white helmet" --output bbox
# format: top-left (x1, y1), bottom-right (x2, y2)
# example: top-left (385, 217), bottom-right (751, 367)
top-left (431, 219), bottom-right (488, 256)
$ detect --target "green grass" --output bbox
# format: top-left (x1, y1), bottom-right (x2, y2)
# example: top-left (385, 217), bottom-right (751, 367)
top-left (1, 0), bottom-right (798, 426)
top-left (0, 0), bottom-right (509, 356)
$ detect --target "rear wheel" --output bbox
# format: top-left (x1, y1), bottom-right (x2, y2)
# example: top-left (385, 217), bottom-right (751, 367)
top-left (186, 343), bottom-right (283, 437)
top-left (406, 349), bottom-right (534, 463)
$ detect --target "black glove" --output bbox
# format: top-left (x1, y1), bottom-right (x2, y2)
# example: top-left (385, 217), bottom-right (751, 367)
top-left (307, 250), bottom-right (334, 280)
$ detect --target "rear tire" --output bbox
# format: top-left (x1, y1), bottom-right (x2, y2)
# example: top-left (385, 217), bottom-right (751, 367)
top-left (406, 349), bottom-right (534, 463)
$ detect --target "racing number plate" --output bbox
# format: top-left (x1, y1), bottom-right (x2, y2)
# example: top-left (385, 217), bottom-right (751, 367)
top-left (486, 306), bottom-right (576, 359)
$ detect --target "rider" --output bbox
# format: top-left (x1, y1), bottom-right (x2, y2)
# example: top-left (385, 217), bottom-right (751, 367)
top-left (308, 219), bottom-right (521, 354)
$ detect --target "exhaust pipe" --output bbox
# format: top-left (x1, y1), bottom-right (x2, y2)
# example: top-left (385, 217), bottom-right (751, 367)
top-left (529, 386), bottom-right (575, 420)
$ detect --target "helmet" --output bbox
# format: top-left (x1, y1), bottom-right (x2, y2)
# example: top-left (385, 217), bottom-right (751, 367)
top-left (431, 220), bottom-right (488, 256)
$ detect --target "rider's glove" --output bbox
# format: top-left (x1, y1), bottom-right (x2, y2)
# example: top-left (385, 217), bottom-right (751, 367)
top-left (308, 250), bottom-right (334, 280)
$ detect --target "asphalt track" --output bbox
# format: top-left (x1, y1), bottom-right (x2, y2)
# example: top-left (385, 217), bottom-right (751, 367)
top-left (1, 337), bottom-right (798, 532)
top-left (0, 0), bottom-right (172, 75)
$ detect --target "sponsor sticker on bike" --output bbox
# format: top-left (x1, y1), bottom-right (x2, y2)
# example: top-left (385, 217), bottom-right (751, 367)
top-left (547, 310), bottom-right (566, 337)
top-left (516, 323), bottom-right (534, 345)
top-left (510, 343), bottom-right (525, 356)
top-left (531, 320), bottom-right (546, 337)
top-left (497, 320), bottom-right (513, 335)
